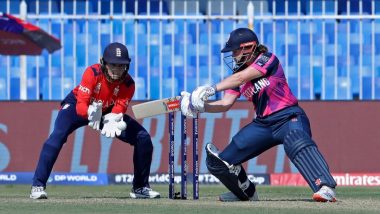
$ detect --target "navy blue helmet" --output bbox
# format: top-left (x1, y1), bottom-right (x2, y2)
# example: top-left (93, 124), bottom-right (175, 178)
top-left (101, 42), bottom-right (131, 82)
top-left (221, 28), bottom-right (259, 53)
top-left (103, 42), bottom-right (131, 65)
top-left (222, 28), bottom-right (260, 73)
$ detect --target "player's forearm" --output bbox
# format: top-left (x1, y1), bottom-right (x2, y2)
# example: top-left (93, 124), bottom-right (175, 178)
top-left (215, 72), bottom-right (245, 91)
top-left (204, 100), bottom-right (232, 113)
top-left (215, 67), bottom-right (262, 92)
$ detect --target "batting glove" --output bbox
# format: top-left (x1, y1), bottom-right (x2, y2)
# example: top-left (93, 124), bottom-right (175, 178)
top-left (87, 101), bottom-right (103, 130)
top-left (101, 113), bottom-right (126, 138)
top-left (180, 91), bottom-right (198, 118)
top-left (190, 85), bottom-right (216, 112)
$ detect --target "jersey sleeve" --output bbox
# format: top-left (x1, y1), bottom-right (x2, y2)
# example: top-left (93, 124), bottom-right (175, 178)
top-left (76, 68), bottom-right (97, 118)
top-left (225, 87), bottom-right (241, 97)
top-left (250, 52), bottom-right (277, 76)
top-left (111, 80), bottom-right (135, 114)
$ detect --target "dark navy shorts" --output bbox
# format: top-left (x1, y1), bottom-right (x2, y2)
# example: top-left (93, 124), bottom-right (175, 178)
top-left (219, 105), bottom-right (312, 165)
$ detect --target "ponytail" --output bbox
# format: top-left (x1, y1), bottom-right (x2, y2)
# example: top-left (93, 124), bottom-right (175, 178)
top-left (255, 44), bottom-right (268, 54)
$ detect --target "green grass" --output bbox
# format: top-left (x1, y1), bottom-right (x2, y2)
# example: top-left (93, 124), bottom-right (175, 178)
top-left (0, 185), bottom-right (379, 214)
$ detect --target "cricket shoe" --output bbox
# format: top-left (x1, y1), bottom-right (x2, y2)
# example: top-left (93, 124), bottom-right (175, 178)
top-left (30, 186), bottom-right (48, 199)
top-left (313, 186), bottom-right (336, 202)
top-left (219, 191), bottom-right (259, 202)
top-left (130, 187), bottom-right (160, 199)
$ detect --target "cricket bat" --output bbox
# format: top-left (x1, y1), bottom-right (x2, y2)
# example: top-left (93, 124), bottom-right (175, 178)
top-left (132, 96), bottom-right (181, 119)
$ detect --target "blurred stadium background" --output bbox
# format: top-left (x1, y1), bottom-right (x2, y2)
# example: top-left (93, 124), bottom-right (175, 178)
top-left (1, 0), bottom-right (379, 101)
top-left (0, 0), bottom-right (380, 198)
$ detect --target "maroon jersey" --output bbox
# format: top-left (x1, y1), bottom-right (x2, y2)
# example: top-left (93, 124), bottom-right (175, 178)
top-left (72, 64), bottom-right (135, 118)
top-left (226, 52), bottom-right (297, 117)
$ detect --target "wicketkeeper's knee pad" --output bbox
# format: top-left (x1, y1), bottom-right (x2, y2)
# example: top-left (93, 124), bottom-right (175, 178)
top-left (205, 143), bottom-right (256, 200)
top-left (283, 129), bottom-right (337, 192)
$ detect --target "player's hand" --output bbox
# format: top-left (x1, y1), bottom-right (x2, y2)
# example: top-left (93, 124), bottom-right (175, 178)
top-left (180, 91), bottom-right (198, 118)
top-left (87, 101), bottom-right (103, 130)
top-left (190, 85), bottom-right (216, 112)
top-left (101, 113), bottom-right (126, 138)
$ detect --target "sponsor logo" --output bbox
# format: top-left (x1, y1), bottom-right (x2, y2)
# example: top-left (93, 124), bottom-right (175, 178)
top-left (247, 175), bottom-right (268, 185)
top-left (199, 174), bottom-right (221, 183)
top-left (0, 174), bottom-right (17, 181)
top-left (44, 173), bottom-right (108, 185)
top-left (333, 173), bottom-right (380, 186)
top-left (79, 84), bottom-right (90, 94)
top-left (110, 173), bottom-right (269, 185)
top-left (271, 173), bottom-right (380, 187)
top-left (166, 100), bottom-right (180, 111)
top-left (52, 174), bottom-right (98, 182)
top-left (114, 174), bottom-right (134, 183)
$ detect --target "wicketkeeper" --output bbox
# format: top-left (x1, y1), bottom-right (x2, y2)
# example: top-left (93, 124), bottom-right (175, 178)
top-left (181, 28), bottom-right (337, 202)
top-left (30, 42), bottom-right (160, 199)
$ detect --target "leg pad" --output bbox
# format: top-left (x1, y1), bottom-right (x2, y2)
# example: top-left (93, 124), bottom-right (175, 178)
top-left (284, 130), bottom-right (337, 192)
top-left (206, 143), bottom-right (255, 200)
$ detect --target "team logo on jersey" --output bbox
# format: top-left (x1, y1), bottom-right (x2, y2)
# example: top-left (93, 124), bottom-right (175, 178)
top-left (94, 83), bottom-right (101, 94)
top-left (113, 86), bottom-right (120, 96)
top-left (79, 85), bottom-right (90, 94)
top-left (255, 54), bottom-right (270, 67)
top-left (116, 48), bottom-right (121, 57)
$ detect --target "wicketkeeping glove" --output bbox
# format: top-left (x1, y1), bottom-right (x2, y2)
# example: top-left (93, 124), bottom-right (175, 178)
top-left (190, 85), bottom-right (216, 112)
top-left (180, 91), bottom-right (198, 118)
top-left (87, 101), bottom-right (103, 130)
top-left (101, 113), bottom-right (126, 138)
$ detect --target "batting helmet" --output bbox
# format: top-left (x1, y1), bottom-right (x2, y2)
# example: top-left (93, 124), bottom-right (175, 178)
top-left (222, 28), bottom-right (260, 73)
top-left (100, 42), bottom-right (131, 82)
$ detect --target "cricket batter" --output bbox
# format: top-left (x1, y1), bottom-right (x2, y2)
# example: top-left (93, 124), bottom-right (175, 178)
top-left (181, 28), bottom-right (337, 202)
top-left (30, 42), bottom-right (160, 199)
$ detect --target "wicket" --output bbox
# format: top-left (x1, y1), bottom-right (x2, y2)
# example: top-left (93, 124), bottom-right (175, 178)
top-left (168, 112), bottom-right (199, 200)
